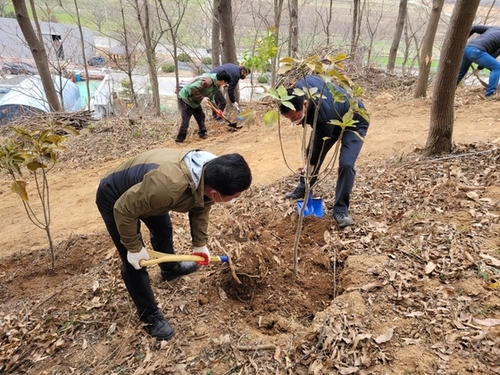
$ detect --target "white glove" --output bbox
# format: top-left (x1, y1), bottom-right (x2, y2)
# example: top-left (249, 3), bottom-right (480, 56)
top-left (127, 247), bottom-right (150, 270)
top-left (201, 97), bottom-right (210, 105)
top-left (232, 102), bottom-right (240, 111)
top-left (193, 245), bottom-right (210, 265)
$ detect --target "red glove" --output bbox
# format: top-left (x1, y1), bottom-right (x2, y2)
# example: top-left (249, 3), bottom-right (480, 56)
top-left (216, 109), bottom-right (223, 118)
top-left (193, 246), bottom-right (210, 265)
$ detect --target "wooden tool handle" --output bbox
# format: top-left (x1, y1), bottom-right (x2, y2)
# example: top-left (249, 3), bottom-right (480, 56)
top-left (140, 253), bottom-right (226, 267)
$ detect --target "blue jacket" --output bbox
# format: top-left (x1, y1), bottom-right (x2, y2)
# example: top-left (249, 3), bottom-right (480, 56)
top-left (296, 75), bottom-right (369, 165)
top-left (468, 25), bottom-right (500, 58)
top-left (211, 63), bottom-right (242, 103)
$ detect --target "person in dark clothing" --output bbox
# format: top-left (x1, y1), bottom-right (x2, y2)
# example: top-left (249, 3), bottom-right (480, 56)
top-left (457, 25), bottom-right (500, 98)
top-left (210, 64), bottom-right (250, 117)
top-left (279, 75), bottom-right (369, 228)
top-left (175, 70), bottom-right (231, 143)
top-left (95, 148), bottom-right (252, 340)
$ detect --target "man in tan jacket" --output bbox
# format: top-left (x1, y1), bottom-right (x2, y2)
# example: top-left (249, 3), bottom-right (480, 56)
top-left (96, 148), bottom-right (252, 340)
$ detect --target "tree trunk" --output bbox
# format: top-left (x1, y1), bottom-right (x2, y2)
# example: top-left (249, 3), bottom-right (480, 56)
top-left (73, 0), bottom-right (91, 108)
top-left (218, 0), bottom-right (237, 64)
top-left (14, 0), bottom-right (61, 112)
top-left (414, 0), bottom-right (444, 98)
top-left (350, 0), bottom-right (360, 55)
top-left (483, 0), bottom-right (497, 24)
top-left (271, 0), bottom-right (284, 87)
top-left (325, 0), bottom-right (333, 45)
top-left (157, 0), bottom-right (188, 91)
top-left (425, 0), bottom-right (480, 156)
top-left (117, 0), bottom-right (138, 108)
top-left (387, 0), bottom-right (408, 72)
top-left (134, 0), bottom-right (161, 115)
top-left (211, 0), bottom-right (221, 67)
top-left (288, 0), bottom-right (298, 57)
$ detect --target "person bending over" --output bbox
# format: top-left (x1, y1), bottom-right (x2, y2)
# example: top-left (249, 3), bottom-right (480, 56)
top-left (96, 148), bottom-right (252, 339)
top-left (280, 75), bottom-right (369, 228)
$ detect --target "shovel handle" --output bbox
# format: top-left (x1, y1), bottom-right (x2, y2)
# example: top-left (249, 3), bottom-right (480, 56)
top-left (205, 100), bottom-right (231, 121)
top-left (140, 254), bottom-right (228, 267)
top-left (204, 99), bottom-right (219, 112)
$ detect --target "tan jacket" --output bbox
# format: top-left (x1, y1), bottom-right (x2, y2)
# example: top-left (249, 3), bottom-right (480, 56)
top-left (102, 148), bottom-right (215, 253)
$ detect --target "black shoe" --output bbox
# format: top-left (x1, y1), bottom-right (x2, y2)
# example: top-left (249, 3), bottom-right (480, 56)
top-left (284, 185), bottom-right (305, 200)
top-left (144, 310), bottom-right (175, 340)
top-left (174, 137), bottom-right (184, 143)
top-left (199, 132), bottom-right (209, 139)
top-left (161, 261), bottom-right (199, 281)
top-left (333, 212), bottom-right (354, 228)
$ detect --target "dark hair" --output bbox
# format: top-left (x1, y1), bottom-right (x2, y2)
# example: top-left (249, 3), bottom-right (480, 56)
top-left (279, 88), bottom-right (305, 115)
top-left (216, 70), bottom-right (231, 84)
top-left (204, 153), bottom-right (252, 196)
top-left (239, 66), bottom-right (251, 75)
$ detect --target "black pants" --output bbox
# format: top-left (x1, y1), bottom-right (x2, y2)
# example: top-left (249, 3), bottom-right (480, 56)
top-left (300, 120), bottom-right (369, 214)
top-left (176, 98), bottom-right (207, 141)
top-left (213, 90), bottom-right (227, 117)
top-left (96, 189), bottom-right (176, 320)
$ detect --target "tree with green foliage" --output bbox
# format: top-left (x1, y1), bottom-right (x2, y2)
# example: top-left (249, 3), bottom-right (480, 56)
top-left (241, 28), bottom-right (278, 97)
top-left (0, 123), bottom-right (79, 270)
top-left (263, 54), bottom-right (368, 276)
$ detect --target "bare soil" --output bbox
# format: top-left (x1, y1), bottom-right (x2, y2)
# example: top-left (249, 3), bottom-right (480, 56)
top-left (1, 76), bottom-right (500, 375)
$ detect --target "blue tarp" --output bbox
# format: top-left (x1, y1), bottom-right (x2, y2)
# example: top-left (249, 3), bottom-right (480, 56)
top-left (0, 75), bottom-right (83, 124)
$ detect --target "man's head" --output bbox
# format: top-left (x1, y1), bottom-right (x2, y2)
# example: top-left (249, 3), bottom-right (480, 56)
top-left (239, 66), bottom-right (250, 80)
top-left (279, 88), bottom-right (308, 125)
top-left (204, 153), bottom-right (252, 202)
top-left (216, 70), bottom-right (231, 87)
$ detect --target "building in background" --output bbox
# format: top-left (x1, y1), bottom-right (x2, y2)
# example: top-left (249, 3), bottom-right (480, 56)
top-left (0, 17), bottom-right (95, 66)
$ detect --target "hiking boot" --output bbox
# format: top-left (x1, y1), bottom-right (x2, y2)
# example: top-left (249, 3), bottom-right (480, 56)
top-left (161, 261), bottom-right (199, 282)
top-left (479, 93), bottom-right (498, 101)
top-left (144, 310), bottom-right (175, 340)
top-left (284, 185), bottom-right (305, 200)
top-left (333, 212), bottom-right (354, 228)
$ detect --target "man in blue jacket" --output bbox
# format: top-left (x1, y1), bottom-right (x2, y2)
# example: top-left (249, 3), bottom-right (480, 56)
top-left (210, 63), bottom-right (250, 117)
top-left (279, 75), bottom-right (369, 228)
top-left (457, 25), bottom-right (500, 98)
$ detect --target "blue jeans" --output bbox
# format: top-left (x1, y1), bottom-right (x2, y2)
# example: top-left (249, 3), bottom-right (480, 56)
top-left (457, 45), bottom-right (500, 96)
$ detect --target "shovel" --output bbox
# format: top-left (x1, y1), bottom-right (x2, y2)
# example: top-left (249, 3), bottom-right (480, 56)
top-left (472, 68), bottom-right (488, 88)
top-left (139, 249), bottom-right (228, 267)
top-left (296, 192), bottom-right (324, 218)
top-left (205, 100), bottom-right (242, 129)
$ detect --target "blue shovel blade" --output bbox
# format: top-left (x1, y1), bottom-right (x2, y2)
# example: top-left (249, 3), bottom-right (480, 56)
top-left (296, 194), bottom-right (324, 218)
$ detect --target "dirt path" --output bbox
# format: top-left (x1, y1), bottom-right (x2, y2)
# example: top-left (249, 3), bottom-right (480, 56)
top-left (1, 88), bottom-right (500, 257)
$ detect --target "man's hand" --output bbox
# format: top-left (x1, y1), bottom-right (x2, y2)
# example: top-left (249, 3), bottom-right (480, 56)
top-left (299, 164), bottom-right (315, 174)
top-left (193, 246), bottom-right (210, 265)
top-left (232, 102), bottom-right (240, 111)
top-left (216, 109), bottom-right (224, 118)
top-left (127, 247), bottom-right (150, 270)
top-left (201, 97), bottom-right (210, 105)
